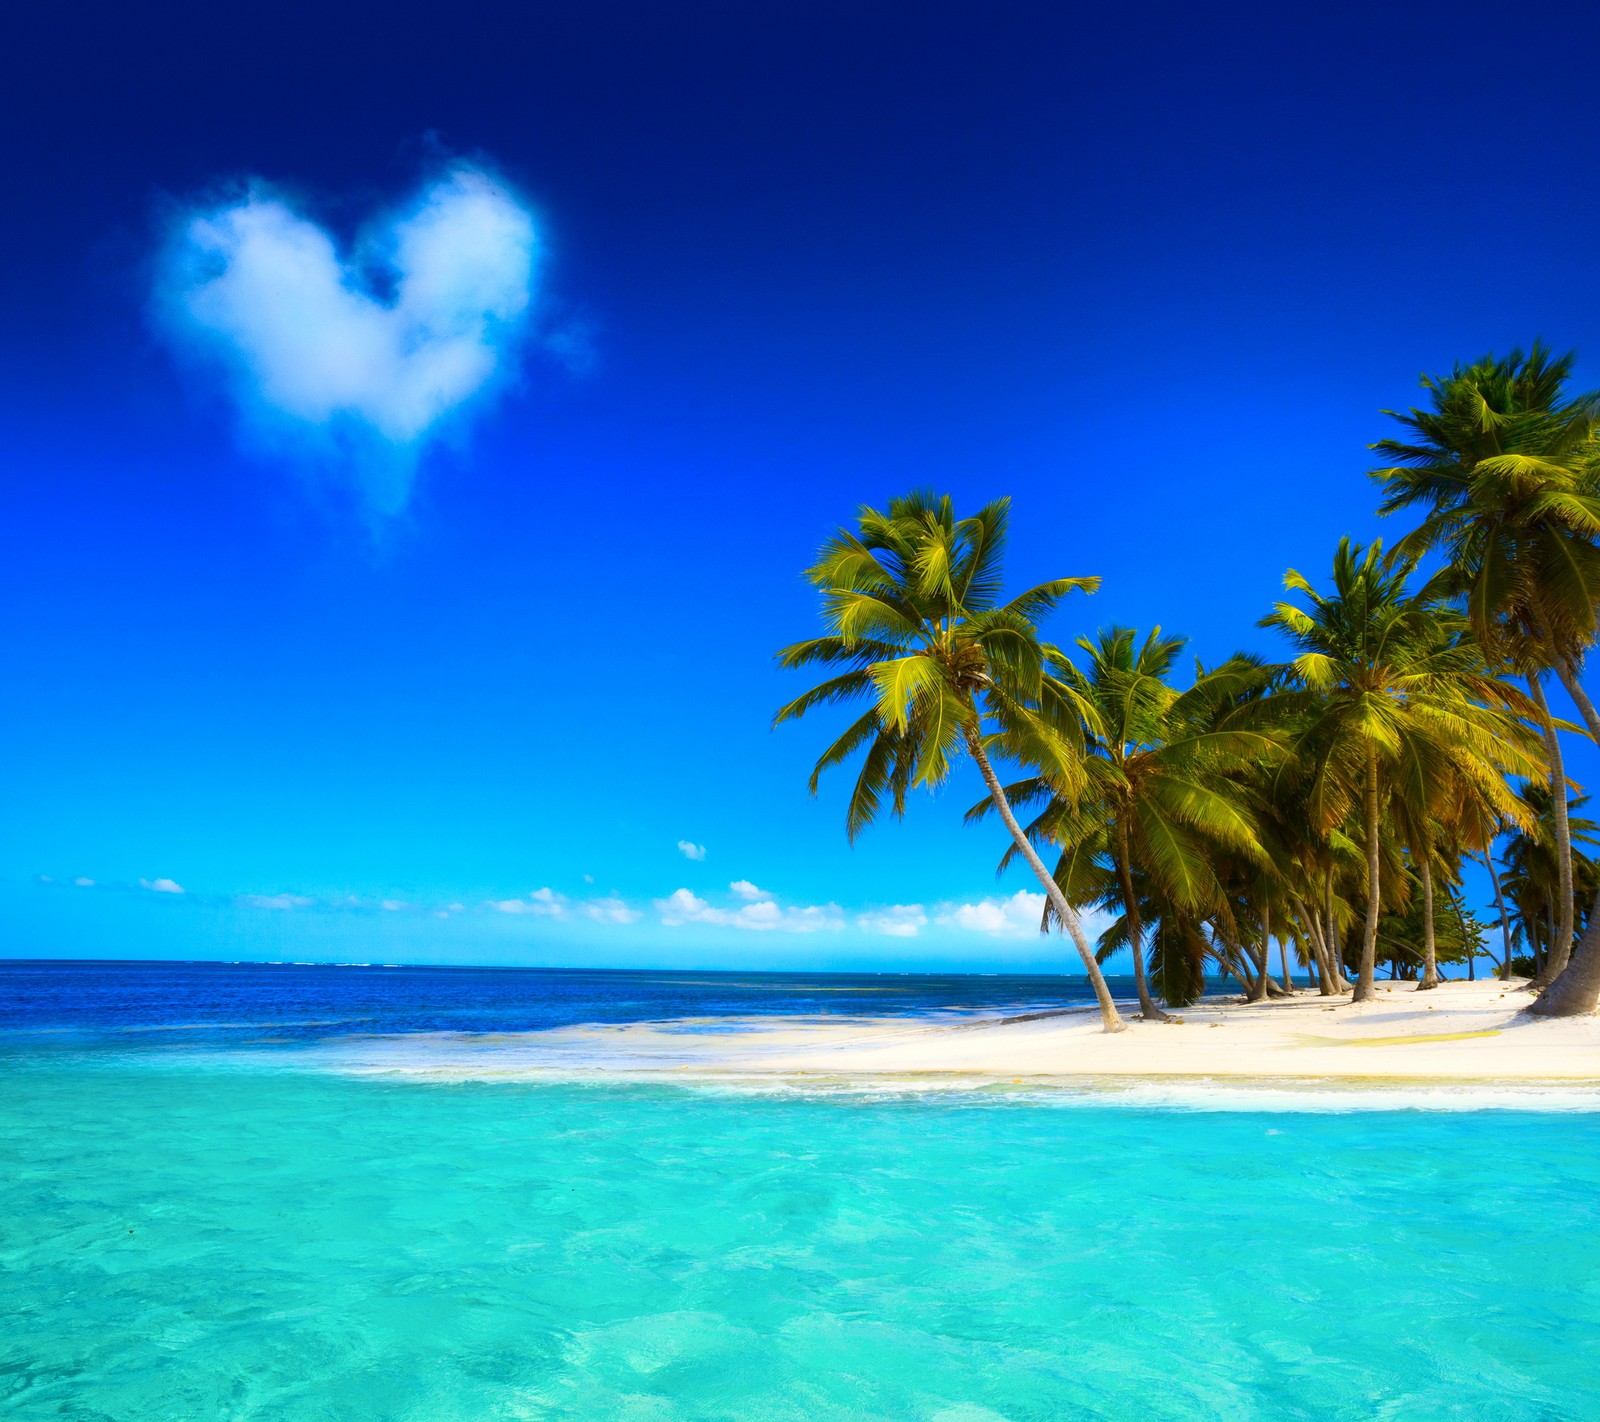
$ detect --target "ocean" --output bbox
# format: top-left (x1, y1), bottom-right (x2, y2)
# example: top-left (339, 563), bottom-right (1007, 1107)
top-left (3, 960), bottom-right (1598, 1420)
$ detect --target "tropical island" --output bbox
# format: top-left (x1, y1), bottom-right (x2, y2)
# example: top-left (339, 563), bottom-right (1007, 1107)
top-left (767, 343), bottom-right (1600, 1062)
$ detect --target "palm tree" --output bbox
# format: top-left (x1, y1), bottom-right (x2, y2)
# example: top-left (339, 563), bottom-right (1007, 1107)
top-left (1370, 344), bottom-right (1600, 1007)
top-left (1373, 859), bottom-right (1483, 980)
top-left (773, 491), bottom-right (1127, 1032)
top-left (1253, 757), bottom-right (1354, 995)
top-left (970, 630), bottom-right (1275, 1020)
top-left (1072, 857), bottom-right (1215, 1009)
top-left (1498, 782), bottom-right (1600, 977)
top-left (1390, 722), bottom-right (1534, 990)
top-left (1261, 538), bottom-right (1540, 1002)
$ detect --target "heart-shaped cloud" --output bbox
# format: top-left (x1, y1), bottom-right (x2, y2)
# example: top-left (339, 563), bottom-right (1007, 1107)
top-left (157, 164), bottom-right (539, 514)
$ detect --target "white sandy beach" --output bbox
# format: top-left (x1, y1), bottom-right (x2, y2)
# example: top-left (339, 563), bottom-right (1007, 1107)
top-left (325, 979), bottom-right (1600, 1089)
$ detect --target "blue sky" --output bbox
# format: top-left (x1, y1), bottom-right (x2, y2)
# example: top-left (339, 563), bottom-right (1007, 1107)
top-left (2, 0), bottom-right (1599, 969)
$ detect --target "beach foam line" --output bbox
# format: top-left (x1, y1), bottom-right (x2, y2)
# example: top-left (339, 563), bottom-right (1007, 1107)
top-left (308, 1060), bottom-right (1600, 1111)
top-left (233, 1030), bottom-right (1600, 1112)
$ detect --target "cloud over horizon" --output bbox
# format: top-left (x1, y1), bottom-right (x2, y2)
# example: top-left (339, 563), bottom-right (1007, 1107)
top-left (156, 163), bottom-right (539, 513)
top-left (140, 877), bottom-right (185, 894)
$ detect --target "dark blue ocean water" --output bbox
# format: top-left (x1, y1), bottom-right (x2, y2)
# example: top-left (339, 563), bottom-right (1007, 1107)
top-left (0, 958), bottom-right (1112, 1047)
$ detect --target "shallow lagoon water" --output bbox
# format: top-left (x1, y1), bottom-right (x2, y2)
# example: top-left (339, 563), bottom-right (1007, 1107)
top-left (5, 963), bottom-right (1600, 1419)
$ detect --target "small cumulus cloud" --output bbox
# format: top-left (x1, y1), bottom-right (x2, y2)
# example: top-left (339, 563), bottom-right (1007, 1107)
top-left (729, 879), bottom-right (767, 901)
top-left (584, 897), bottom-right (641, 925)
top-left (677, 841), bottom-right (707, 862)
top-left (242, 893), bottom-right (313, 910)
top-left (141, 877), bottom-right (185, 895)
top-left (380, 899), bottom-right (410, 912)
top-left (73, 877), bottom-right (95, 888)
top-left (490, 888), bottom-right (639, 926)
top-left (656, 887), bottom-right (843, 933)
top-left (155, 163), bottom-right (541, 514)
top-left (857, 904), bottom-right (929, 938)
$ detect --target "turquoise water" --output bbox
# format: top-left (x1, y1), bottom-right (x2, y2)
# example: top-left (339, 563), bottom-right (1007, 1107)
top-left (5, 1051), bottom-right (1600, 1420)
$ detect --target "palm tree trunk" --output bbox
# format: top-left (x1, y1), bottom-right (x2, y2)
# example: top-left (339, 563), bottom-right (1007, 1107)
top-left (1247, 905), bottom-right (1272, 1003)
top-left (963, 724), bottom-right (1126, 1032)
top-left (1279, 929), bottom-right (1294, 992)
top-left (1294, 895), bottom-right (1337, 995)
top-left (1222, 935), bottom-right (1257, 999)
top-left (1113, 826), bottom-right (1171, 1022)
top-left (1528, 659), bottom-right (1600, 1016)
top-left (1481, 849), bottom-right (1514, 983)
top-left (1452, 885), bottom-right (1475, 982)
top-left (1354, 745), bottom-right (1382, 1003)
top-left (1526, 674), bottom-right (1575, 988)
top-left (1325, 867), bottom-right (1351, 987)
top-left (1418, 852), bottom-right (1439, 990)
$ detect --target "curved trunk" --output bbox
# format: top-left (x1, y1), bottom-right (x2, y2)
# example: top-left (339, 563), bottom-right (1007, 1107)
top-left (1526, 674), bottom-right (1575, 988)
top-left (1354, 745), bottom-right (1382, 1003)
top-left (1247, 907), bottom-right (1272, 1003)
top-left (1481, 850), bottom-right (1515, 982)
top-left (1294, 895), bottom-right (1338, 995)
top-left (1528, 660), bottom-right (1600, 1016)
top-left (1455, 886), bottom-right (1475, 982)
top-left (1326, 867), bottom-right (1352, 987)
top-left (1418, 851), bottom-right (1439, 990)
top-left (1113, 824), bottom-right (1171, 1021)
top-left (963, 724), bottom-right (1126, 1032)
top-left (1223, 942), bottom-right (1257, 998)
top-left (1220, 933), bottom-right (1256, 999)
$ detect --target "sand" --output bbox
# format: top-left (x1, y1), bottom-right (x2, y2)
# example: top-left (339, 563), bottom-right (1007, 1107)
top-left (327, 978), bottom-right (1600, 1092)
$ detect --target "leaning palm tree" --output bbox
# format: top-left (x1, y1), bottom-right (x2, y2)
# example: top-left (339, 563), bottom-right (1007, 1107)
top-left (773, 491), bottom-right (1126, 1031)
top-left (971, 632), bottom-right (1275, 1019)
top-left (1261, 538), bottom-right (1541, 1002)
top-left (1371, 344), bottom-right (1600, 1008)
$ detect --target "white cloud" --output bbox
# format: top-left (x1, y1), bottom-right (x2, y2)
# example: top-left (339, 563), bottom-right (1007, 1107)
top-left (935, 891), bottom-right (1047, 937)
top-left (655, 887), bottom-right (843, 933)
top-left (141, 877), bottom-right (185, 895)
top-left (157, 164), bottom-right (539, 513)
top-left (73, 877), bottom-right (95, 888)
top-left (584, 897), bottom-right (641, 925)
top-left (242, 893), bottom-right (312, 910)
top-left (729, 879), bottom-right (767, 900)
top-left (857, 904), bottom-right (929, 938)
top-left (677, 841), bottom-right (707, 862)
top-left (489, 890), bottom-right (554, 916)
top-left (380, 899), bottom-right (410, 912)
top-left (489, 888), bottom-right (639, 926)
top-left (529, 887), bottom-right (566, 916)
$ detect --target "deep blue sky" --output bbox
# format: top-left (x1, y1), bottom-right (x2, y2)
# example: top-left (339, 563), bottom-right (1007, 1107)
top-left (2, 0), bottom-right (1598, 968)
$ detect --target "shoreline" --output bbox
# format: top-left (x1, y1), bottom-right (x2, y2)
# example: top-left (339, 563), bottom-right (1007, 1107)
top-left (301, 979), bottom-right (1600, 1095)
